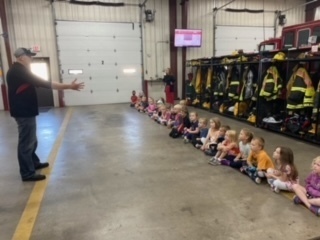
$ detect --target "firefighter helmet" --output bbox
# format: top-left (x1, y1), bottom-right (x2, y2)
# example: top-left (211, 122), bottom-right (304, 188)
top-left (273, 52), bottom-right (286, 61)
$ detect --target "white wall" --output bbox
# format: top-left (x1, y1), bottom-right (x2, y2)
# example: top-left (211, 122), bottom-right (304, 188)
top-left (187, 0), bottom-right (306, 60)
top-left (5, 0), bottom-right (61, 106)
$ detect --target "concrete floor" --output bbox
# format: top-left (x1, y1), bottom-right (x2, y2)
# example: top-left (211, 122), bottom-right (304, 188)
top-left (0, 104), bottom-right (319, 240)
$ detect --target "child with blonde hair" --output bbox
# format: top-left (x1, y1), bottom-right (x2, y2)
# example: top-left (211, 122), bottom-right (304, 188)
top-left (220, 128), bottom-right (253, 169)
top-left (192, 118), bottom-right (208, 148)
top-left (159, 104), bottom-right (171, 125)
top-left (169, 106), bottom-right (190, 138)
top-left (266, 146), bottom-right (299, 193)
top-left (204, 125), bottom-right (229, 156)
top-left (209, 130), bottom-right (239, 165)
top-left (183, 111), bottom-right (199, 143)
top-left (146, 97), bottom-right (157, 116)
top-left (167, 104), bottom-right (182, 128)
top-left (292, 156), bottom-right (320, 216)
top-left (240, 137), bottom-right (274, 184)
top-left (201, 117), bottom-right (221, 151)
top-left (179, 100), bottom-right (187, 106)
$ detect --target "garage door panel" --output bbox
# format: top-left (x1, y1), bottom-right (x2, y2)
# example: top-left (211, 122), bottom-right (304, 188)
top-left (64, 91), bottom-right (120, 106)
top-left (89, 82), bottom-right (118, 91)
top-left (61, 75), bottom-right (141, 90)
top-left (57, 21), bottom-right (142, 105)
top-left (215, 26), bottom-right (274, 56)
top-left (57, 37), bottom-right (141, 51)
top-left (56, 21), bottom-right (140, 38)
top-left (61, 72), bottom-right (133, 83)
top-left (117, 80), bottom-right (141, 91)
top-left (59, 52), bottom-right (141, 65)
top-left (62, 64), bottom-right (141, 73)
top-left (64, 90), bottom-right (137, 106)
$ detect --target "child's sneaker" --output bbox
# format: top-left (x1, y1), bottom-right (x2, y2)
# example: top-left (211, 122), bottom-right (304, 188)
top-left (239, 166), bottom-right (246, 174)
top-left (309, 205), bottom-right (320, 216)
top-left (255, 177), bottom-right (261, 184)
top-left (293, 195), bottom-right (302, 205)
top-left (273, 186), bottom-right (280, 193)
top-left (210, 159), bottom-right (221, 166)
top-left (208, 157), bottom-right (216, 163)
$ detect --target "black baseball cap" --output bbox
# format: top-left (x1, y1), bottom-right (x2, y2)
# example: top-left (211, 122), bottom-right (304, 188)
top-left (14, 48), bottom-right (36, 58)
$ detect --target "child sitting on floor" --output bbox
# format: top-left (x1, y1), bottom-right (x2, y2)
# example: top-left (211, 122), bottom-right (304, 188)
top-left (203, 125), bottom-right (229, 156)
top-left (146, 97), bottom-right (157, 116)
top-left (192, 118), bottom-right (208, 149)
top-left (292, 156), bottom-right (320, 216)
top-left (181, 106), bottom-right (191, 131)
top-left (220, 128), bottom-right (253, 169)
top-left (240, 137), bottom-right (274, 184)
top-left (266, 146), bottom-right (299, 193)
top-left (169, 106), bottom-right (190, 138)
top-left (167, 104), bottom-right (182, 129)
top-left (151, 104), bottom-right (162, 121)
top-left (134, 92), bottom-right (144, 109)
top-left (137, 96), bottom-right (149, 112)
top-left (159, 104), bottom-right (171, 125)
top-left (209, 130), bottom-right (239, 165)
top-left (201, 117), bottom-right (221, 152)
top-left (183, 111), bottom-right (199, 143)
top-left (130, 90), bottom-right (138, 107)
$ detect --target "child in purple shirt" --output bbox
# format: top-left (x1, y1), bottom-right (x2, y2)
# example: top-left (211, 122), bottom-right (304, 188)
top-left (292, 156), bottom-right (320, 216)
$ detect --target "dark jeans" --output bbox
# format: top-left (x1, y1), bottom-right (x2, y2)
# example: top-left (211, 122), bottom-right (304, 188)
top-left (15, 117), bottom-right (40, 179)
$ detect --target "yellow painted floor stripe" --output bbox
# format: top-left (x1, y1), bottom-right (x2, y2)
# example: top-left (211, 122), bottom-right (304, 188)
top-left (12, 108), bottom-right (73, 240)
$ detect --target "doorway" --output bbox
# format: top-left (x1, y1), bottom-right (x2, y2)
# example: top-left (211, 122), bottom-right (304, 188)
top-left (30, 58), bottom-right (54, 108)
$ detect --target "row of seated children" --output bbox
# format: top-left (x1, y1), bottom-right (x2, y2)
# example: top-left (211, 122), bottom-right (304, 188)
top-left (130, 90), bottom-right (162, 116)
top-left (159, 105), bottom-right (320, 217)
top-left (129, 93), bottom-right (320, 216)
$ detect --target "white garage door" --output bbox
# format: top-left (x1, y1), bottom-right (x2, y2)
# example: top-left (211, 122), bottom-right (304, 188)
top-left (216, 26), bottom-right (274, 56)
top-left (56, 21), bottom-right (142, 106)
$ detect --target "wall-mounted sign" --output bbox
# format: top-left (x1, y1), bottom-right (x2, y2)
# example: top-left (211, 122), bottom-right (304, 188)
top-left (32, 45), bottom-right (41, 52)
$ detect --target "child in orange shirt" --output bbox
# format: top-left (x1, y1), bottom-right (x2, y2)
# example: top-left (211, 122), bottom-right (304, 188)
top-left (240, 137), bottom-right (274, 184)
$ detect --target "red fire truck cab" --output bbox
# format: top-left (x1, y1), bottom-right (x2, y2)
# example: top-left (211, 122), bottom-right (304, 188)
top-left (259, 20), bottom-right (320, 52)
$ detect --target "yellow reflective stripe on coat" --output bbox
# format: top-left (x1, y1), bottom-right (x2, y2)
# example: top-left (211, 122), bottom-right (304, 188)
top-left (287, 103), bottom-right (304, 109)
top-left (265, 79), bottom-right (274, 83)
top-left (291, 87), bottom-right (306, 92)
top-left (230, 82), bottom-right (239, 86)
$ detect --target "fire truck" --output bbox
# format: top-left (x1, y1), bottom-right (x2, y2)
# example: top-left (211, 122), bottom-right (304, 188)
top-left (259, 19), bottom-right (320, 52)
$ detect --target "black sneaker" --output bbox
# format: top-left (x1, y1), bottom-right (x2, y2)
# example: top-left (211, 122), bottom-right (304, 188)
top-left (22, 174), bottom-right (46, 182)
top-left (35, 162), bottom-right (49, 170)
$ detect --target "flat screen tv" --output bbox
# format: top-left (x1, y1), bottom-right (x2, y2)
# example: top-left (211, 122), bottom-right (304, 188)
top-left (174, 29), bottom-right (202, 47)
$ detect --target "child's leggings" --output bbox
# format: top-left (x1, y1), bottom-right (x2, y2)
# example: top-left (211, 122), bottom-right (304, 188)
top-left (220, 156), bottom-right (243, 169)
